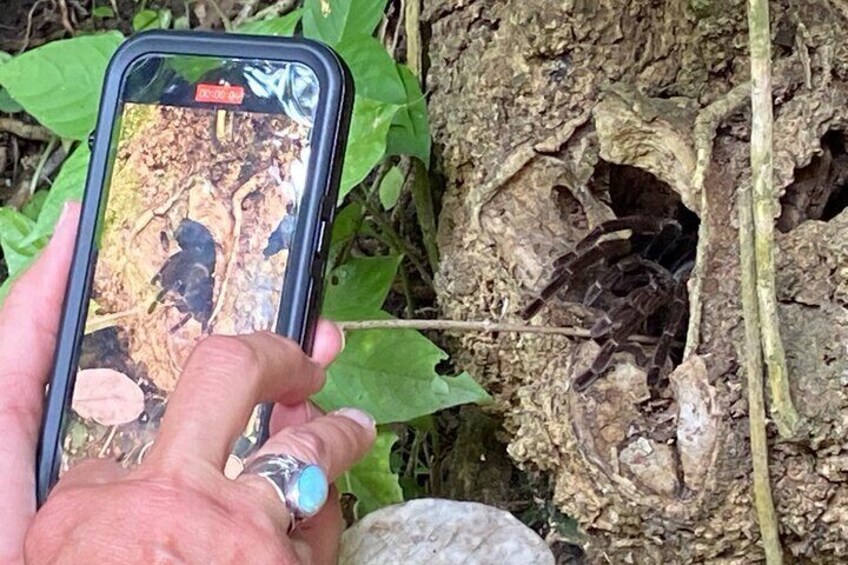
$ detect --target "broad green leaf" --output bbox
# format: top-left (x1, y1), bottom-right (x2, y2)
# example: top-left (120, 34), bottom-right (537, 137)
top-left (133, 9), bottom-right (171, 31)
top-left (341, 430), bottom-right (403, 517)
top-left (340, 98), bottom-right (397, 199)
top-left (317, 256), bottom-right (491, 423)
top-left (316, 322), bottom-right (491, 423)
top-left (0, 52), bottom-right (21, 113)
top-left (386, 65), bottom-right (431, 163)
top-left (22, 190), bottom-right (49, 220)
top-left (27, 144), bottom-right (90, 243)
top-left (378, 165), bottom-right (404, 210)
top-left (92, 6), bottom-right (115, 18)
top-left (0, 207), bottom-right (40, 275)
top-left (0, 89), bottom-right (23, 113)
top-left (328, 201), bottom-right (362, 268)
top-left (302, 0), bottom-right (387, 46)
top-left (323, 256), bottom-right (402, 320)
top-left (237, 10), bottom-right (302, 36)
top-left (0, 33), bottom-right (123, 140)
top-left (335, 35), bottom-right (405, 104)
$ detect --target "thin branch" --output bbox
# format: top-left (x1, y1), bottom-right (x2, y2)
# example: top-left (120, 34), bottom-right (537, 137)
top-left (744, 0), bottom-right (786, 562)
top-left (749, 0), bottom-right (800, 439)
top-left (232, 0), bottom-right (260, 27)
top-left (334, 318), bottom-right (662, 345)
top-left (0, 117), bottom-right (53, 142)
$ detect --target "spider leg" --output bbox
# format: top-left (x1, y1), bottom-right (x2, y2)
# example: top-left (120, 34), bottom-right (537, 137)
top-left (647, 281), bottom-right (689, 393)
top-left (574, 280), bottom-right (669, 391)
top-left (589, 277), bottom-right (668, 339)
top-left (573, 307), bottom-right (651, 391)
top-left (584, 255), bottom-right (673, 307)
top-left (641, 220), bottom-right (682, 262)
top-left (521, 239), bottom-right (631, 320)
top-left (574, 216), bottom-right (678, 254)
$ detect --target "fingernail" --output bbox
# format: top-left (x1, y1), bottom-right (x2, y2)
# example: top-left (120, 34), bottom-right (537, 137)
top-left (333, 407), bottom-right (375, 430)
top-left (337, 324), bottom-right (346, 352)
top-left (55, 202), bottom-right (74, 234)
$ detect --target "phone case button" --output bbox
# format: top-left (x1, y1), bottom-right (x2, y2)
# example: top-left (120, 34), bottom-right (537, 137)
top-left (87, 131), bottom-right (95, 150)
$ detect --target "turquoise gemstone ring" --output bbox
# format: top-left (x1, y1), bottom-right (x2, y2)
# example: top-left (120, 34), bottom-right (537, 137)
top-left (242, 453), bottom-right (329, 531)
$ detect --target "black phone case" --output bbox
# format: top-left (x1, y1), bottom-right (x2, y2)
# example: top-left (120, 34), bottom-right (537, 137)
top-left (36, 30), bottom-right (354, 505)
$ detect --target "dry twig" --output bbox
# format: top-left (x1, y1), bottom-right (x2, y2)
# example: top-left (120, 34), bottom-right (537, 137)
top-left (0, 118), bottom-right (53, 142)
top-left (335, 318), bottom-right (662, 345)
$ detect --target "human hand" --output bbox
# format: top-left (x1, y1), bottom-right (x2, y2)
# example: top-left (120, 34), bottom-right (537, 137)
top-left (1, 202), bottom-right (375, 564)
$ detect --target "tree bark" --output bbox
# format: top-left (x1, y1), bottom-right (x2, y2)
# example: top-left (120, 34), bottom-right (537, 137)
top-left (425, 0), bottom-right (848, 561)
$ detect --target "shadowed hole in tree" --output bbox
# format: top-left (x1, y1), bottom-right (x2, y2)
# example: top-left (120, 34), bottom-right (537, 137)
top-left (524, 162), bottom-right (699, 398)
top-left (778, 130), bottom-right (848, 233)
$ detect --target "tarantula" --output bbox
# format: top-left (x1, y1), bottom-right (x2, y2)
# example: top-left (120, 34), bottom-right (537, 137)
top-left (521, 215), bottom-right (696, 396)
top-left (151, 218), bottom-right (217, 332)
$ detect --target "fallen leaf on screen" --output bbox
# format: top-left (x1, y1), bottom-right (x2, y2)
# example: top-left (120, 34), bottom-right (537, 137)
top-left (71, 368), bottom-right (145, 426)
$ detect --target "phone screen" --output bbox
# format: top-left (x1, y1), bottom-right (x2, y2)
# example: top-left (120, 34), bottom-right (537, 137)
top-left (58, 55), bottom-right (320, 478)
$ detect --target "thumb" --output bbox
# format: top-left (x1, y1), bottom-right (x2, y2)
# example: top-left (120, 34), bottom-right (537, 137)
top-left (0, 201), bottom-right (80, 561)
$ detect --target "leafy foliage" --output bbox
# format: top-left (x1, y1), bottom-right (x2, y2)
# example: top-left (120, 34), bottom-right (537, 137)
top-left (341, 430), bottom-right (404, 518)
top-left (302, 0), bottom-right (388, 46)
top-left (0, 0), bottom-right (483, 516)
top-left (379, 166), bottom-right (404, 210)
top-left (0, 32), bottom-right (123, 139)
top-left (237, 10), bottom-right (303, 36)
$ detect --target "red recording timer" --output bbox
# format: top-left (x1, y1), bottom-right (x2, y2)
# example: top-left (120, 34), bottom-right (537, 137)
top-left (195, 83), bottom-right (245, 104)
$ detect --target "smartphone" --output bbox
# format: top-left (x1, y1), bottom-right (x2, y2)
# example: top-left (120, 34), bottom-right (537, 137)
top-left (35, 30), bottom-right (353, 504)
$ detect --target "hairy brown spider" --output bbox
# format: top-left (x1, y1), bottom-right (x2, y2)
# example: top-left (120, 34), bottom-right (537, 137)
top-left (521, 215), bottom-right (696, 396)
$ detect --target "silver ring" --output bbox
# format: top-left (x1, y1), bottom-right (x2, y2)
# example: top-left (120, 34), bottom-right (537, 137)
top-left (241, 453), bottom-right (329, 531)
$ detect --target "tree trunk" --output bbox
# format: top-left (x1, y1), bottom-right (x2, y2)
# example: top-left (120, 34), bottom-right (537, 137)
top-left (425, 0), bottom-right (848, 561)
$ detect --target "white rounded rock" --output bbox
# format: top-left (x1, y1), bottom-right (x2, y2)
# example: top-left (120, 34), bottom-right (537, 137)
top-left (339, 498), bottom-right (555, 564)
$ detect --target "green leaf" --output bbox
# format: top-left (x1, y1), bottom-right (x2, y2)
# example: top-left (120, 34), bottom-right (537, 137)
top-left (302, 0), bottom-right (387, 46)
top-left (0, 207), bottom-right (40, 275)
top-left (378, 165), bottom-right (404, 210)
top-left (92, 6), bottom-right (115, 18)
top-left (27, 144), bottom-right (90, 244)
top-left (341, 430), bottom-right (403, 517)
top-left (0, 33), bottom-right (123, 140)
top-left (317, 256), bottom-right (491, 423)
top-left (386, 65), bottom-right (431, 163)
top-left (323, 256), bottom-right (402, 320)
top-left (133, 9), bottom-right (166, 31)
top-left (316, 323), bottom-right (491, 423)
top-left (328, 201), bottom-right (362, 268)
top-left (0, 51), bottom-right (21, 114)
top-left (22, 190), bottom-right (49, 220)
top-left (0, 89), bottom-right (22, 113)
top-left (237, 9), bottom-right (302, 36)
top-left (339, 98), bottom-right (397, 199)
top-left (335, 35), bottom-right (406, 105)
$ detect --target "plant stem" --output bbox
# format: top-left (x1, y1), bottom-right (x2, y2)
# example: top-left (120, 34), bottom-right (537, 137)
top-left (744, 0), bottom-right (786, 561)
top-left (748, 0), bottom-right (800, 439)
top-left (29, 136), bottom-right (58, 197)
top-left (354, 191), bottom-right (434, 288)
top-left (410, 158), bottom-right (440, 270)
top-left (334, 318), bottom-right (661, 345)
top-left (405, 0), bottom-right (422, 77)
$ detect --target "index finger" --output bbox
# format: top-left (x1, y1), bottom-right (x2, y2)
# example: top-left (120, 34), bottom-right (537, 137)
top-left (147, 332), bottom-right (325, 471)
